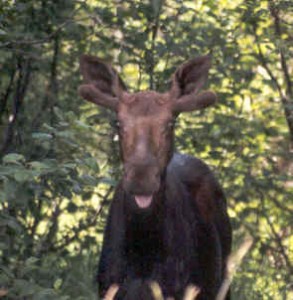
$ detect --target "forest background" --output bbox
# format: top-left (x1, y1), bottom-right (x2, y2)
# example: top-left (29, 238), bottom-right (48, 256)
top-left (0, 0), bottom-right (292, 299)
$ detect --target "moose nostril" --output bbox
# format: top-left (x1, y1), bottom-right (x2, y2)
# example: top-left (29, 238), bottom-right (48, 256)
top-left (124, 168), bottom-right (134, 181)
top-left (125, 171), bottom-right (130, 181)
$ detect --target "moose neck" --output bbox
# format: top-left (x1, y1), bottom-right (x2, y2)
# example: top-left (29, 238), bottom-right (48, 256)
top-left (122, 176), bottom-right (166, 266)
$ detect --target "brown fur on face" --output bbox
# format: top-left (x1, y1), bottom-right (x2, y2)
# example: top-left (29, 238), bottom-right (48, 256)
top-left (79, 55), bottom-right (217, 197)
top-left (118, 91), bottom-right (174, 196)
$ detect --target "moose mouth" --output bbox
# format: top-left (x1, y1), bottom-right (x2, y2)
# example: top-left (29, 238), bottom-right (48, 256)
top-left (134, 195), bottom-right (153, 209)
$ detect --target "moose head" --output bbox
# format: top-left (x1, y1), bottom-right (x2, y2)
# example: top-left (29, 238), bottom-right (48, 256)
top-left (79, 55), bottom-right (217, 209)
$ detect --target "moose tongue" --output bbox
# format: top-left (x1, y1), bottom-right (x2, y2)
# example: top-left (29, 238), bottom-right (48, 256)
top-left (134, 195), bottom-right (153, 208)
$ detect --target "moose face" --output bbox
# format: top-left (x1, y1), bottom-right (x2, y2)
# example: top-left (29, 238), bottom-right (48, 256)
top-left (79, 55), bottom-right (216, 208)
top-left (116, 91), bottom-right (174, 208)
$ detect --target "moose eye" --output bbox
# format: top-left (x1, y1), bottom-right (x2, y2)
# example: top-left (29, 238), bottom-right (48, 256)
top-left (111, 120), bottom-right (121, 130)
top-left (167, 120), bottom-right (176, 128)
top-left (161, 120), bottom-right (176, 134)
top-left (115, 120), bottom-right (120, 129)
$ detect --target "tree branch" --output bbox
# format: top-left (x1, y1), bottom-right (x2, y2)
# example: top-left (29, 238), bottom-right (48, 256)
top-left (0, 67), bottom-right (16, 120)
top-left (265, 211), bottom-right (292, 271)
top-left (268, 0), bottom-right (293, 146)
top-left (269, 0), bottom-right (292, 97)
top-left (0, 57), bottom-right (32, 156)
top-left (253, 18), bottom-right (293, 146)
top-left (252, 25), bottom-right (283, 96)
top-left (146, 0), bottom-right (164, 89)
top-left (216, 235), bottom-right (254, 300)
top-left (31, 33), bottom-right (60, 129)
top-left (258, 190), bottom-right (292, 271)
top-left (51, 187), bottom-right (114, 252)
top-left (37, 198), bottom-right (62, 256)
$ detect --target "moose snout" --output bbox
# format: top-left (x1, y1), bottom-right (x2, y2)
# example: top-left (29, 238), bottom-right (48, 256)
top-left (123, 160), bottom-right (160, 196)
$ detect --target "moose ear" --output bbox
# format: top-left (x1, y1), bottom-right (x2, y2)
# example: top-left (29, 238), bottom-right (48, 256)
top-left (170, 56), bottom-right (217, 113)
top-left (78, 55), bottom-right (126, 111)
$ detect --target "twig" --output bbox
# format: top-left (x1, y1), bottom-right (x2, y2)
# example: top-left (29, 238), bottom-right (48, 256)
top-left (269, 0), bottom-right (293, 146)
top-left (31, 33), bottom-right (60, 129)
top-left (252, 25), bottom-right (283, 97)
top-left (258, 189), bottom-right (292, 271)
top-left (0, 19), bottom-right (69, 49)
top-left (104, 284), bottom-right (119, 300)
top-left (148, 0), bottom-right (165, 89)
top-left (51, 186), bottom-right (114, 252)
top-left (183, 285), bottom-right (201, 300)
top-left (265, 211), bottom-right (292, 271)
top-left (37, 198), bottom-right (61, 256)
top-left (0, 66), bottom-right (16, 119)
top-left (215, 235), bottom-right (254, 300)
top-left (252, 16), bottom-right (293, 146)
top-left (0, 57), bottom-right (32, 155)
top-left (269, 0), bottom-right (292, 97)
top-left (0, 2), bottom-right (87, 49)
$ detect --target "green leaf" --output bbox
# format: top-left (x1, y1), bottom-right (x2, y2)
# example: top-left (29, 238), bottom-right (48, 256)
top-left (67, 202), bottom-right (78, 213)
top-left (81, 174), bottom-right (98, 185)
top-left (99, 177), bottom-right (116, 186)
top-left (29, 161), bottom-right (51, 170)
top-left (55, 131), bottom-right (74, 139)
top-left (5, 219), bottom-right (22, 233)
top-left (14, 170), bottom-right (31, 182)
top-left (74, 120), bottom-right (91, 130)
top-left (33, 289), bottom-right (57, 300)
top-left (84, 157), bottom-right (99, 172)
top-left (12, 279), bottom-right (39, 297)
top-left (0, 265), bottom-right (14, 279)
top-left (2, 153), bottom-right (25, 165)
top-left (20, 257), bottom-right (40, 276)
top-left (32, 133), bottom-right (53, 140)
top-left (63, 163), bottom-right (77, 169)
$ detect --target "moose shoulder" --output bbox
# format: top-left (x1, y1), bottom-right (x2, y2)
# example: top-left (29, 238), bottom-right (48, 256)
top-left (78, 55), bottom-right (232, 300)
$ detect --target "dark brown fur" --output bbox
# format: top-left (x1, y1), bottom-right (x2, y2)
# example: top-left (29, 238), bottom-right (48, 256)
top-left (78, 54), bottom-right (232, 299)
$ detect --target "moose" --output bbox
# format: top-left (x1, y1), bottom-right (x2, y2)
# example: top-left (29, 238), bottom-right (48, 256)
top-left (78, 54), bottom-right (232, 300)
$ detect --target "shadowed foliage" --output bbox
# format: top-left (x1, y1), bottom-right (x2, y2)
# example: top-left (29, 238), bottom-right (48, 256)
top-left (0, 0), bottom-right (292, 299)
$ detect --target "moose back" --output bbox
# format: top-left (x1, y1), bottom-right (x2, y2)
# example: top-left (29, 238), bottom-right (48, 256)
top-left (78, 55), bottom-right (232, 300)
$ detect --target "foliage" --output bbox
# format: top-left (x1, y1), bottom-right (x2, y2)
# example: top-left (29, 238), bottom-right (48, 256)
top-left (0, 0), bottom-right (292, 299)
